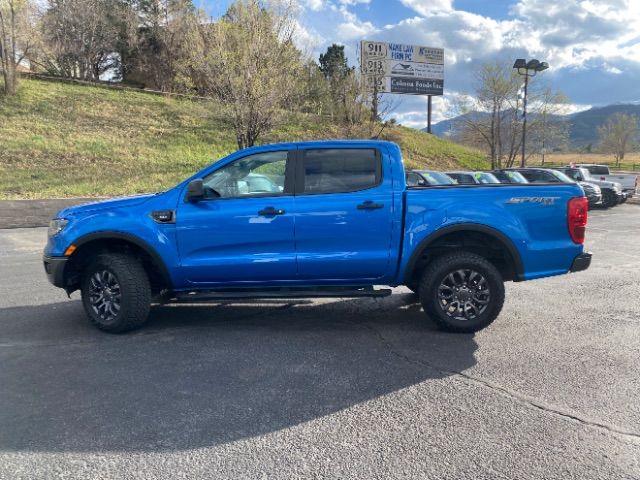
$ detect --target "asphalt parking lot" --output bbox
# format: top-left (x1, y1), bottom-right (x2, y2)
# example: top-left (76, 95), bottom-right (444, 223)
top-left (1, 205), bottom-right (639, 479)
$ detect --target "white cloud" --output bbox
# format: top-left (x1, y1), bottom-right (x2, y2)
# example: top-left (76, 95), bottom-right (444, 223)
top-left (301, 0), bottom-right (640, 126)
top-left (293, 20), bottom-right (326, 54)
top-left (339, 0), bottom-right (371, 5)
top-left (335, 4), bottom-right (377, 40)
top-left (302, 0), bottom-right (327, 11)
top-left (399, 0), bottom-right (453, 16)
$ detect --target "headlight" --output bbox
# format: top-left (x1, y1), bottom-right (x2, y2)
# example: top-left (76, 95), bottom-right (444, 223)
top-left (593, 185), bottom-right (601, 193)
top-left (48, 218), bottom-right (69, 237)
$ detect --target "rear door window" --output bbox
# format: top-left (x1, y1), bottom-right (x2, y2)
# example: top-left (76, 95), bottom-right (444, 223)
top-left (300, 149), bottom-right (381, 194)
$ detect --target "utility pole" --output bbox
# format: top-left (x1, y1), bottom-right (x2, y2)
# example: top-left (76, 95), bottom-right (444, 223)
top-left (427, 95), bottom-right (432, 133)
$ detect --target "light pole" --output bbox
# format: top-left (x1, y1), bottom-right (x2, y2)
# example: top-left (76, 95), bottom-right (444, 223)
top-left (513, 58), bottom-right (548, 167)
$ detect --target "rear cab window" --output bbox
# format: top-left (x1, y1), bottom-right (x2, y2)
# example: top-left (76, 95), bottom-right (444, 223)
top-left (300, 149), bottom-right (381, 194)
top-left (584, 165), bottom-right (610, 175)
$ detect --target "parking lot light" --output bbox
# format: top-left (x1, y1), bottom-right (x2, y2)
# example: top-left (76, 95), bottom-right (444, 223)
top-left (513, 58), bottom-right (549, 167)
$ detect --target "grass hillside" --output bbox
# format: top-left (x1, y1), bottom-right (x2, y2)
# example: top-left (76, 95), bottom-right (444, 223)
top-left (0, 78), bottom-right (488, 199)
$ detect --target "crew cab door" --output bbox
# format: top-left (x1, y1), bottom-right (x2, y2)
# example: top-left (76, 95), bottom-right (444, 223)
top-left (293, 147), bottom-right (394, 281)
top-left (175, 149), bottom-right (296, 285)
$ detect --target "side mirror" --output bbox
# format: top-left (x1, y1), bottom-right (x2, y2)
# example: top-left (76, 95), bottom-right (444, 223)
top-left (186, 179), bottom-right (204, 202)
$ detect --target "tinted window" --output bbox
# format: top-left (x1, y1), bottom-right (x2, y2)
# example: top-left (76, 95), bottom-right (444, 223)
top-left (203, 151), bottom-right (287, 199)
top-left (302, 149), bottom-right (380, 194)
top-left (493, 171), bottom-right (528, 183)
top-left (584, 165), bottom-right (609, 175)
top-left (447, 173), bottom-right (476, 184)
top-left (519, 170), bottom-right (557, 183)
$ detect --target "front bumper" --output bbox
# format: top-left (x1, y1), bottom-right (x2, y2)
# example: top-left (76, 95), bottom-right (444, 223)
top-left (43, 255), bottom-right (68, 288)
top-left (586, 193), bottom-right (602, 207)
top-left (569, 252), bottom-right (592, 273)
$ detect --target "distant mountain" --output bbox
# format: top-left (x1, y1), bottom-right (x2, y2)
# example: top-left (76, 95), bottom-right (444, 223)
top-left (567, 104), bottom-right (640, 146)
top-left (425, 103), bottom-right (640, 147)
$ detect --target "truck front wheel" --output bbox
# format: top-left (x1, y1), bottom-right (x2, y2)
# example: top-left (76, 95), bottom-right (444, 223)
top-left (80, 253), bottom-right (151, 333)
top-left (419, 252), bottom-right (505, 333)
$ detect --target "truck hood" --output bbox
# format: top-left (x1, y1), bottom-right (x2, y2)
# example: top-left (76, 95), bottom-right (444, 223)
top-left (56, 194), bottom-right (156, 218)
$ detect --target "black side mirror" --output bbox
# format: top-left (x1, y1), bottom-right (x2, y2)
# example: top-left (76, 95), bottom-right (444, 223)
top-left (186, 179), bottom-right (204, 202)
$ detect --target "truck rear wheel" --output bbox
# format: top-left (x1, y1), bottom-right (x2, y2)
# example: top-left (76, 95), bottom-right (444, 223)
top-left (80, 253), bottom-right (151, 333)
top-left (419, 251), bottom-right (505, 333)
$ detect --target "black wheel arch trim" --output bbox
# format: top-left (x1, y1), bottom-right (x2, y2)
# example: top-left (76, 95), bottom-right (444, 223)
top-left (71, 231), bottom-right (174, 289)
top-left (403, 223), bottom-right (525, 284)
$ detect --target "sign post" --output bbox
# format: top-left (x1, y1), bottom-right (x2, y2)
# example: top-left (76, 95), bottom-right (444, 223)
top-left (361, 40), bottom-right (444, 132)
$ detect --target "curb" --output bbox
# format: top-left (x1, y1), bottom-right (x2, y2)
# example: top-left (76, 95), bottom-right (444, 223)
top-left (0, 198), bottom-right (105, 229)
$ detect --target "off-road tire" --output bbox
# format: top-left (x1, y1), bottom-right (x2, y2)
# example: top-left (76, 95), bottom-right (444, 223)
top-left (81, 253), bottom-right (151, 333)
top-left (419, 251), bottom-right (505, 333)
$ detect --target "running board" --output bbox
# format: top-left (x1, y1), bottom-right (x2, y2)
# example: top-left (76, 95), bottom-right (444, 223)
top-left (171, 287), bottom-right (392, 302)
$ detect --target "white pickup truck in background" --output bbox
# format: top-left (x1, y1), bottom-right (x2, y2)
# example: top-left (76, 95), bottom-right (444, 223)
top-left (574, 164), bottom-right (639, 196)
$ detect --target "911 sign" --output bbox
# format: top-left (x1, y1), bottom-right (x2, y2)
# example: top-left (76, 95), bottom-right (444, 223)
top-left (361, 40), bottom-right (444, 96)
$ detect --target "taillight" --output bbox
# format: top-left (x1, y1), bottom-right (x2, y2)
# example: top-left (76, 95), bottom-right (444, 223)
top-left (568, 197), bottom-right (588, 244)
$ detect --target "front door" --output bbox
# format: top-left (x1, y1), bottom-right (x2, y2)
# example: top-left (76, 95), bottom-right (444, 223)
top-left (176, 150), bottom-right (297, 285)
top-left (293, 147), bottom-right (394, 281)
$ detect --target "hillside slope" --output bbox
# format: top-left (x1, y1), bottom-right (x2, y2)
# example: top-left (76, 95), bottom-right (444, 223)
top-left (0, 79), bottom-right (488, 199)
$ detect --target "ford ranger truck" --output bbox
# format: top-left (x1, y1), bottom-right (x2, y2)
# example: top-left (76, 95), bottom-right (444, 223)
top-left (43, 140), bottom-right (592, 334)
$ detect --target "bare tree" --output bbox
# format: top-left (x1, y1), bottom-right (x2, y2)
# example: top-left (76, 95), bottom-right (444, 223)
top-left (597, 112), bottom-right (638, 166)
top-left (190, 0), bottom-right (304, 149)
top-left (0, 0), bottom-right (38, 95)
top-left (453, 61), bottom-right (520, 169)
top-left (454, 60), bottom-right (568, 168)
top-left (40, 0), bottom-right (136, 81)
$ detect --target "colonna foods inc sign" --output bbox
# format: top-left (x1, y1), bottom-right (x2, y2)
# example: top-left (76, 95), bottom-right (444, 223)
top-left (360, 41), bottom-right (444, 96)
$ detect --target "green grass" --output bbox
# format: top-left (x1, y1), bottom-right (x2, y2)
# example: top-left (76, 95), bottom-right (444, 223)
top-left (0, 78), bottom-right (489, 198)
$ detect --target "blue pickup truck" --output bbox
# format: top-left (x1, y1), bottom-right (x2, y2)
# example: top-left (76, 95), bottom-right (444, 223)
top-left (44, 140), bottom-right (591, 333)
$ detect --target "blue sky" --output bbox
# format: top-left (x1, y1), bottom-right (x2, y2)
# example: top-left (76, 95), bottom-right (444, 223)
top-left (201, 0), bottom-right (640, 128)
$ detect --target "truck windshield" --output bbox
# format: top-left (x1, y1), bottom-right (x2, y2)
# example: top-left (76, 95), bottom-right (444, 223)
top-left (559, 169), bottom-right (584, 181)
top-left (474, 172), bottom-right (500, 184)
top-left (550, 170), bottom-right (575, 183)
top-left (417, 171), bottom-right (455, 185)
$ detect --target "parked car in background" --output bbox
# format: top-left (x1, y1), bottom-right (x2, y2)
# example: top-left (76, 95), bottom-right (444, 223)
top-left (406, 170), bottom-right (456, 187)
top-left (446, 171), bottom-right (501, 185)
top-left (508, 167), bottom-right (575, 184)
top-left (490, 170), bottom-right (529, 184)
top-left (552, 167), bottom-right (624, 208)
top-left (572, 164), bottom-right (638, 197)
top-left (577, 182), bottom-right (603, 209)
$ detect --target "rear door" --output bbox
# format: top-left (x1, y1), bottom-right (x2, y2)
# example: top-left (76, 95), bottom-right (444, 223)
top-left (293, 147), bottom-right (394, 281)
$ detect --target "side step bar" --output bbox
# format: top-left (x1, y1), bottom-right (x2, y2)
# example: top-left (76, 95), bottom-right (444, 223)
top-left (171, 287), bottom-right (392, 302)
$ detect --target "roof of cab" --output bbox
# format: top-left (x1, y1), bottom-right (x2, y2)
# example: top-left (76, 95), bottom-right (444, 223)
top-left (233, 139), bottom-right (400, 153)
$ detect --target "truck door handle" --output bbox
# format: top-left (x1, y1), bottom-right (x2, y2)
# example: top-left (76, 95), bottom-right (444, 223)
top-left (357, 201), bottom-right (384, 210)
top-left (258, 207), bottom-right (285, 216)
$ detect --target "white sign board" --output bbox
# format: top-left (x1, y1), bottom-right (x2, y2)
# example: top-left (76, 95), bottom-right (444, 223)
top-left (361, 40), bottom-right (444, 95)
